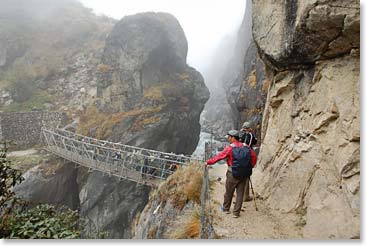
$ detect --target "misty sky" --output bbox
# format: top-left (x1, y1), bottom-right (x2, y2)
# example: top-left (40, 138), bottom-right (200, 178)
top-left (78, 0), bottom-right (246, 72)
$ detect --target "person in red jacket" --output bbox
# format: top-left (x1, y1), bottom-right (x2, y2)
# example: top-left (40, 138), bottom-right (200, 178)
top-left (206, 130), bottom-right (255, 218)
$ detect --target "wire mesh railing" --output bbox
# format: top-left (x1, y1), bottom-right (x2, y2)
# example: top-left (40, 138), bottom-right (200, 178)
top-left (41, 128), bottom-right (199, 187)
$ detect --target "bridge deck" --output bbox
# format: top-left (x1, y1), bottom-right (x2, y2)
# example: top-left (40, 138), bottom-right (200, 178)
top-left (42, 128), bottom-right (201, 187)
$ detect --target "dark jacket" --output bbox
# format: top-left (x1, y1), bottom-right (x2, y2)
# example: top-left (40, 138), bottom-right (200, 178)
top-left (239, 130), bottom-right (257, 147)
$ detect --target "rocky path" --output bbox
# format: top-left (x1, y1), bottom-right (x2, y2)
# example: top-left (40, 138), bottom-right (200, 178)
top-left (208, 164), bottom-right (303, 239)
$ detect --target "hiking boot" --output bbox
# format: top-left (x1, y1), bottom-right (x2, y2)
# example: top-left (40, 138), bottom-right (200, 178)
top-left (224, 210), bottom-right (230, 214)
top-left (232, 214), bottom-right (239, 218)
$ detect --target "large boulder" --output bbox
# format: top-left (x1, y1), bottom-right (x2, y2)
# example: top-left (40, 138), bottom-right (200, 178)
top-left (252, 0), bottom-right (360, 70)
top-left (82, 12), bottom-right (209, 154)
top-left (252, 0), bottom-right (360, 239)
top-left (13, 161), bottom-right (80, 210)
top-left (78, 12), bottom-right (209, 238)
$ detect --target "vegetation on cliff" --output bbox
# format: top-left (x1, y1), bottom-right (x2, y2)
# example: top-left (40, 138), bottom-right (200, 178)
top-left (0, 144), bottom-right (80, 239)
top-left (134, 162), bottom-right (215, 239)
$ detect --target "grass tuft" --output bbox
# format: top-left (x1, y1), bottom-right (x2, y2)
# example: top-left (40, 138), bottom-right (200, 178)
top-left (158, 162), bottom-right (204, 210)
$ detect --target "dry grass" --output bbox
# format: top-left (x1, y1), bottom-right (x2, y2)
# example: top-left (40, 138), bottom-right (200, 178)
top-left (136, 115), bottom-right (161, 128)
top-left (97, 63), bottom-right (113, 73)
top-left (169, 210), bottom-right (200, 239)
top-left (40, 161), bottom-right (64, 177)
top-left (178, 72), bottom-right (190, 80)
top-left (247, 70), bottom-right (257, 88)
top-left (158, 162), bottom-right (203, 210)
top-left (142, 83), bottom-right (176, 102)
top-left (77, 105), bottom-right (108, 136)
top-left (147, 225), bottom-right (158, 239)
top-left (77, 105), bottom-right (165, 139)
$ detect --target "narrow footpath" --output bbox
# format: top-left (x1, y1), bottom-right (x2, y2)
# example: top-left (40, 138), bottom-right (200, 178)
top-left (208, 164), bottom-right (303, 239)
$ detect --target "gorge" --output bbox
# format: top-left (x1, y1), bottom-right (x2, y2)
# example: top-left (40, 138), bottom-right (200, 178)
top-left (0, 0), bottom-right (360, 240)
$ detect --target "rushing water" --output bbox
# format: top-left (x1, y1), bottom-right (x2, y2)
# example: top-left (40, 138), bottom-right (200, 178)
top-left (191, 131), bottom-right (226, 160)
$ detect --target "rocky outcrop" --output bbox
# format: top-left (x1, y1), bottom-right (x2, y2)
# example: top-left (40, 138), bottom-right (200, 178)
top-left (252, 0), bottom-right (360, 239)
top-left (252, 0), bottom-right (360, 70)
top-left (77, 12), bottom-right (209, 238)
top-left (82, 12), bottom-right (209, 154)
top-left (13, 160), bottom-right (80, 210)
top-left (79, 172), bottom-right (150, 238)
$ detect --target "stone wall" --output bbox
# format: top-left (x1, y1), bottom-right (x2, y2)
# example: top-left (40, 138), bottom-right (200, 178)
top-left (0, 111), bottom-right (67, 148)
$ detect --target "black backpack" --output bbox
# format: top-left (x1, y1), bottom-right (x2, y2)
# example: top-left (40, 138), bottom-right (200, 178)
top-left (231, 144), bottom-right (252, 180)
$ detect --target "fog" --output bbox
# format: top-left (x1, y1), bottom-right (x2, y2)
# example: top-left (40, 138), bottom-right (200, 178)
top-left (78, 0), bottom-right (246, 77)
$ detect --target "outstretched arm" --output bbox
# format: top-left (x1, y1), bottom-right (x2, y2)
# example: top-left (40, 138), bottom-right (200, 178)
top-left (206, 146), bottom-right (231, 165)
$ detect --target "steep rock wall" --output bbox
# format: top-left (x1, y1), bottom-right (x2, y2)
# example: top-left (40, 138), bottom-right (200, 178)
top-left (78, 12), bottom-right (209, 238)
top-left (13, 160), bottom-right (80, 210)
top-left (252, 0), bottom-right (360, 239)
top-left (84, 12), bottom-right (209, 154)
top-left (225, 0), bottom-right (268, 139)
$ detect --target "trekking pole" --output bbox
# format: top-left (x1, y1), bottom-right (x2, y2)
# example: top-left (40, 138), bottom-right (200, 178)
top-left (249, 178), bottom-right (258, 211)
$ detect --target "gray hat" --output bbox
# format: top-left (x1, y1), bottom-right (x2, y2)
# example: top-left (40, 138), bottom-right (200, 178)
top-left (242, 121), bottom-right (252, 128)
top-left (225, 130), bottom-right (239, 138)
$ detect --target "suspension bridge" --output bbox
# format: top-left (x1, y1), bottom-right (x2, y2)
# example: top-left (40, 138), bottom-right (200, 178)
top-left (41, 127), bottom-right (202, 187)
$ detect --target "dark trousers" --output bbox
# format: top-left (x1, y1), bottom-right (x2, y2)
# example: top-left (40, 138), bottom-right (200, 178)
top-left (223, 171), bottom-right (246, 216)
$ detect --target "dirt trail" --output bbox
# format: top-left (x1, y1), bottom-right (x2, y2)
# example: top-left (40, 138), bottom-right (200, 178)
top-left (208, 164), bottom-right (303, 239)
top-left (8, 149), bottom-right (38, 157)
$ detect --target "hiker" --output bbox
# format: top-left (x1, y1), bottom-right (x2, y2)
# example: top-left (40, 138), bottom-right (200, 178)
top-left (112, 149), bottom-right (122, 160)
top-left (239, 121), bottom-right (257, 148)
top-left (141, 157), bottom-right (149, 179)
top-left (239, 121), bottom-right (258, 202)
top-left (168, 162), bottom-right (180, 173)
top-left (206, 130), bottom-right (256, 218)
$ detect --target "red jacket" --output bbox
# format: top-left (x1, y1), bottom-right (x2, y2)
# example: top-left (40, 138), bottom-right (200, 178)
top-left (206, 140), bottom-right (257, 167)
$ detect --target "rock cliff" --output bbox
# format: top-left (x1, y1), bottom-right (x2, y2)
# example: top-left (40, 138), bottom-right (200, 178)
top-left (76, 12), bottom-right (209, 238)
top-left (224, 0), bottom-right (268, 139)
top-left (252, 0), bottom-right (360, 239)
top-left (80, 12), bottom-right (209, 154)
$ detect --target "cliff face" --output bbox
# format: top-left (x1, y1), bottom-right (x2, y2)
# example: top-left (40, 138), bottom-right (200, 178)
top-left (252, 0), bottom-right (360, 239)
top-left (81, 12), bottom-right (209, 154)
top-left (225, 0), bottom-right (268, 139)
top-left (76, 12), bottom-right (209, 238)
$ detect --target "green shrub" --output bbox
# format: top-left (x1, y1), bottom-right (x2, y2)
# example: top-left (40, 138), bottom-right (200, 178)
top-left (0, 143), bottom-right (81, 239)
top-left (4, 204), bottom-right (80, 239)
